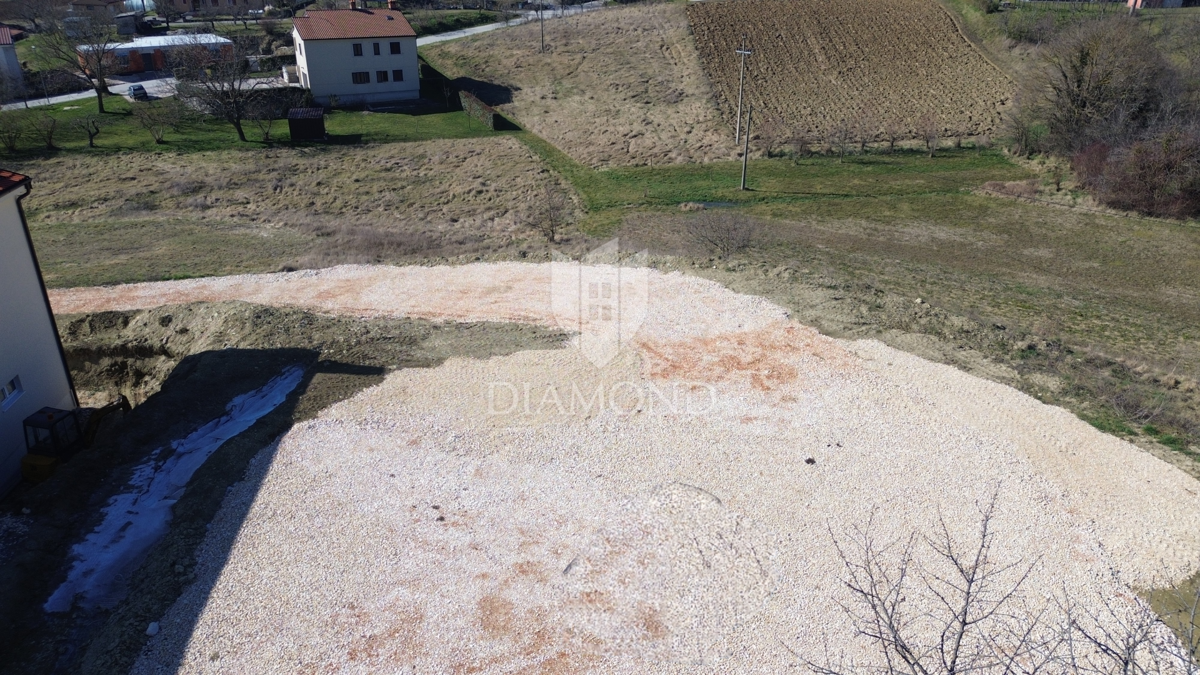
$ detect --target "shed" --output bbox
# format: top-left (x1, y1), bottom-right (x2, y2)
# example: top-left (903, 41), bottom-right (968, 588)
top-left (288, 108), bottom-right (327, 141)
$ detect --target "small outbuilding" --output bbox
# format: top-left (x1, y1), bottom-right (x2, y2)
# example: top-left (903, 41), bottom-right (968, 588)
top-left (0, 170), bottom-right (78, 496)
top-left (288, 108), bottom-right (327, 140)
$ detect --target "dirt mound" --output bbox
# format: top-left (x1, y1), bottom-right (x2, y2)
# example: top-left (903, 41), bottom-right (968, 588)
top-left (687, 0), bottom-right (1012, 141)
top-left (423, 3), bottom-right (739, 167)
top-left (60, 301), bottom-right (565, 409)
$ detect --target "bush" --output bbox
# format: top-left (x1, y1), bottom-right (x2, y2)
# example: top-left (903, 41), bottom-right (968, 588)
top-left (1097, 129), bottom-right (1200, 219)
top-left (1071, 142), bottom-right (1110, 189)
top-left (1034, 18), bottom-right (1174, 154)
top-left (685, 212), bottom-right (759, 257)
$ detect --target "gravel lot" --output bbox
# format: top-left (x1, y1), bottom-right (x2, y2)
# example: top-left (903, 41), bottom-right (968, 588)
top-left (51, 264), bottom-right (1200, 672)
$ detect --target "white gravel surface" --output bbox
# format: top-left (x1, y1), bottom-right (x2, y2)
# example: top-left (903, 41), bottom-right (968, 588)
top-left (51, 264), bottom-right (1200, 673)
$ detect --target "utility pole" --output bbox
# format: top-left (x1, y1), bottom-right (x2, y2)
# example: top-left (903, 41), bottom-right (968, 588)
top-left (741, 104), bottom-right (752, 191)
top-left (735, 35), bottom-right (752, 144)
top-left (540, 1), bottom-right (545, 53)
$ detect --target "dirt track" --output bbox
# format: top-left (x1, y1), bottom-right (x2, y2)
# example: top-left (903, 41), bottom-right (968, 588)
top-left (51, 264), bottom-right (1200, 672)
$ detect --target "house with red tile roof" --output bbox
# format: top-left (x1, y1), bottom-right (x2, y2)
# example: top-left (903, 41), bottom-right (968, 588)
top-left (292, 2), bottom-right (419, 106)
top-left (0, 170), bottom-right (78, 495)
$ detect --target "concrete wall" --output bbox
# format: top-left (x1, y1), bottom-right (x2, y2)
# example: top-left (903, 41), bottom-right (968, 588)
top-left (294, 31), bottom-right (419, 105)
top-left (0, 184), bottom-right (76, 496)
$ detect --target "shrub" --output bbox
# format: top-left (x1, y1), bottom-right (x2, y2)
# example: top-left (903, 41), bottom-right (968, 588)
top-left (685, 212), bottom-right (759, 257)
top-left (1071, 142), bottom-right (1110, 189)
top-left (1097, 129), bottom-right (1200, 219)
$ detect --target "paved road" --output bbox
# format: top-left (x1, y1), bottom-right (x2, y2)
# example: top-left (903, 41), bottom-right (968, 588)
top-left (417, 1), bottom-right (605, 46)
top-left (1, 76), bottom-right (176, 111)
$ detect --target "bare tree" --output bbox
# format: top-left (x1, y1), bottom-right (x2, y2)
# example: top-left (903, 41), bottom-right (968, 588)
top-left (131, 98), bottom-right (190, 144)
top-left (173, 37), bottom-right (270, 142)
top-left (27, 110), bottom-right (59, 150)
top-left (918, 112), bottom-right (940, 158)
top-left (805, 493), bottom-right (1044, 675)
top-left (854, 107), bottom-right (879, 154)
top-left (246, 88), bottom-right (304, 142)
top-left (0, 110), bottom-right (27, 152)
top-left (801, 492), bottom-right (1200, 675)
top-left (41, 12), bottom-right (119, 113)
top-left (685, 211), bottom-right (759, 257)
top-left (827, 118), bottom-right (854, 161)
top-left (1, 0), bottom-right (68, 32)
top-left (156, 1), bottom-right (186, 30)
top-left (756, 113), bottom-right (789, 158)
top-left (528, 183), bottom-right (571, 243)
top-left (883, 117), bottom-right (906, 154)
top-left (790, 129), bottom-right (815, 160)
top-left (70, 113), bottom-right (105, 147)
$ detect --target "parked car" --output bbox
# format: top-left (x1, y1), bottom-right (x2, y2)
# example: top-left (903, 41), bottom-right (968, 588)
top-left (127, 84), bottom-right (149, 101)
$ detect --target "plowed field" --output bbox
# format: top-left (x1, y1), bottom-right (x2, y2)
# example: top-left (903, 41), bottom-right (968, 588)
top-left (687, 0), bottom-right (1013, 141)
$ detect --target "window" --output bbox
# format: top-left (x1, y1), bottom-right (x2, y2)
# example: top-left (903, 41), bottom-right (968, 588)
top-left (392, 69), bottom-right (404, 82)
top-left (0, 376), bottom-right (23, 412)
top-left (389, 41), bottom-right (401, 54)
top-left (376, 70), bottom-right (388, 83)
top-left (351, 71), bottom-right (370, 84)
top-left (373, 42), bottom-right (380, 55)
top-left (352, 43), bottom-right (363, 57)
top-left (297, 42), bottom-right (302, 56)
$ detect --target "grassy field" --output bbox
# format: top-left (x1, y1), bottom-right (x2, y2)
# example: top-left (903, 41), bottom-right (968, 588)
top-left (0, 96), bottom-right (503, 155)
top-left (14, 134), bottom-right (577, 287)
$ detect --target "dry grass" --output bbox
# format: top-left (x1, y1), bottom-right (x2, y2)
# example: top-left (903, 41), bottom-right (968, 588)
top-left (422, 3), bottom-right (739, 168)
top-left (13, 137), bottom-right (581, 285)
top-left (687, 0), bottom-right (1013, 141)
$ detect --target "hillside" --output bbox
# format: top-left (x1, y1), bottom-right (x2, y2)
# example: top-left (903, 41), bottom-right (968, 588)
top-left (422, 3), bottom-right (739, 168)
top-left (687, 0), bottom-right (1014, 142)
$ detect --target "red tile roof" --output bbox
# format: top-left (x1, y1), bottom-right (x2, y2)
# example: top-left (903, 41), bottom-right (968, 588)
top-left (294, 9), bottom-right (416, 41)
top-left (0, 26), bottom-right (13, 46)
top-left (0, 169), bottom-right (31, 197)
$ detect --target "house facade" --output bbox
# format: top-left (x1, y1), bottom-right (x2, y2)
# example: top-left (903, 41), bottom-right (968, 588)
top-left (0, 170), bottom-right (77, 496)
top-left (0, 27), bottom-right (22, 96)
top-left (293, 3), bottom-right (419, 106)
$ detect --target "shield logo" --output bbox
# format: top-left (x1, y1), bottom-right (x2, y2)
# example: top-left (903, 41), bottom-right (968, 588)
top-left (551, 239), bottom-right (649, 368)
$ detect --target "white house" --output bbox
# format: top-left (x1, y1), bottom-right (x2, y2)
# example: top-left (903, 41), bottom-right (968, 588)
top-left (0, 170), bottom-right (77, 496)
top-left (0, 26), bottom-right (22, 96)
top-left (293, 2), bottom-right (419, 106)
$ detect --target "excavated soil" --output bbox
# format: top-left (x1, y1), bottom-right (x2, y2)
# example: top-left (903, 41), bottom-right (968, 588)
top-left (47, 263), bottom-right (1200, 672)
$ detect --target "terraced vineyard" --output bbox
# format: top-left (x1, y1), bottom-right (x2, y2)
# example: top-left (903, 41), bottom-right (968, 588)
top-left (687, 0), bottom-right (1013, 142)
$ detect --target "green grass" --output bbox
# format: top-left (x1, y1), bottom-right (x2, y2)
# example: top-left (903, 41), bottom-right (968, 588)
top-left (518, 131), bottom-right (1030, 230)
top-left (0, 96), bottom-right (504, 156)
